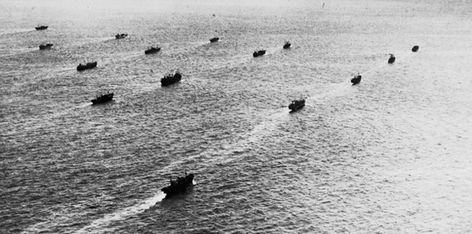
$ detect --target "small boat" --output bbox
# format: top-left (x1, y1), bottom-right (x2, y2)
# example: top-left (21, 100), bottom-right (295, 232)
top-left (351, 74), bottom-right (362, 85)
top-left (35, 25), bottom-right (48, 30)
top-left (288, 99), bottom-right (305, 113)
top-left (91, 92), bottom-right (114, 105)
top-left (412, 45), bottom-right (419, 52)
top-left (77, 61), bottom-right (97, 71)
top-left (161, 173), bottom-right (194, 198)
top-left (145, 46), bottom-right (161, 54)
top-left (209, 37), bottom-right (219, 43)
top-left (39, 43), bottom-right (53, 50)
top-left (388, 54), bottom-right (396, 64)
top-left (161, 71), bottom-right (182, 86)
top-left (115, 33), bottom-right (128, 39)
top-left (283, 41), bottom-right (291, 49)
top-left (253, 50), bottom-right (266, 57)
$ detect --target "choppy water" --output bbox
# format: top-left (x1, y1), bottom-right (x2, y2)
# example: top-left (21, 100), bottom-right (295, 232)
top-left (1, 0), bottom-right (472, 233)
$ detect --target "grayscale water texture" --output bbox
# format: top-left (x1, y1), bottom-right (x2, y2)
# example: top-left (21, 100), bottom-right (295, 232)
top-left (1, 0), bottom-right (472, 233)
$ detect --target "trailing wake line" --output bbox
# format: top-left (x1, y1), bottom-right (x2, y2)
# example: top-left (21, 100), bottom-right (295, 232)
top-left (74, 192), bottom-right (166, 234)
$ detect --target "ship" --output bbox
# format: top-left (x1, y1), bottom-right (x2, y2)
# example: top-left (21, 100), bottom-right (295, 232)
top-left (77, 61), bottom-right (97, 71)
top-left (412, 45), bottom-right (419, 52)
top-left (115, 33), bottom-right (128, 39)
top-left (288, 99), bottom-right (305, 113)
top-left (91, 92), bottom-right (114, 105)
top-left (209, 37), bottom-right (219, 43)
top-left (39, 43), bottom-right (53, 50)
top-left (161, 71), bottom-right (182, 86)
top-left (388, 54), bottom-right (396, 64)
top-left (161, 173), bottom-right (194, 198)
top-left (35, 25), bottom-right (48, 30)
top-left (283, 41), bottom-right (291, 49)
top-left (351, 74), bottom-right (362, 85)
top-left (253, 50), bottom-right (266, 57)
top-left (145, 46), bottom-right (161, 54)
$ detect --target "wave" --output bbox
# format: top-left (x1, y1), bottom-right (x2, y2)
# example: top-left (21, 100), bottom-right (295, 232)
top-left (74, 192), bottom-right (166, 234)
top-left (0, 28), bottom-right (33, 36)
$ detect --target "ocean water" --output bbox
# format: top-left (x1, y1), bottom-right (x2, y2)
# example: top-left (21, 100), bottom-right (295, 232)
top-left (1, 0), bottom-right (472, 233)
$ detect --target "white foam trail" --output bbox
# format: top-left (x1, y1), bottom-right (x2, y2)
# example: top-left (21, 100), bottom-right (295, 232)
top-left (99, 51), bottom-right (142, 66)
top-left (137, 83), bottom-right (161, 92)
top-left (5, 102), bottom-right (94, 136)
top-left (55, 66), bottom-right (76, 73)
top-left (0, 28), bottom-right (32, 35)
top-left (266, 46), bottom-right (282, 55)
top-left (75, 192), bottom-right (166, 234)
top-left (238, 110), bottom-right (289, 145)
top-left (43, 102), bottom-right (93, 119)
top-left (307, 81), bottom-right (352, 103)
top-left (77, 103), bottom-right (92, 108)
top-left (68, 37), bottom-right (114, 47)
top-left (0, 48), bottom-right (37, 58)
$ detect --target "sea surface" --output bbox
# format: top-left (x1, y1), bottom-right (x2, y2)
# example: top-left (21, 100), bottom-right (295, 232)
top-left (1, 0), bottom-right (472, 233)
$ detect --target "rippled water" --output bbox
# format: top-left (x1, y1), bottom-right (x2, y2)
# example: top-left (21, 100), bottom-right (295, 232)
top-left (1, 0), bottom-right (472, 233)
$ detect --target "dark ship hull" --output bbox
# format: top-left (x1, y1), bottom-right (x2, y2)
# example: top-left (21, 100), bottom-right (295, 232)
top-left (115, 33), bottom-right (128, 39)
top-left (351, 75), bottom-right (362, 85)
top-left (412, 45), bottom-right (419, 52)
top-left (289, 99), bottom-right (305, 113)
top-left (77, 62), bottom-right (97, 71)
top-left (388, 55), bottom-right (396, 64)
top-left (35, 26), bottom-right (48, 30)
top-left (253, 50), bottom-right (266, 57)
top-left (39, 44), bottom-right (53, 50)
top-left (161, 72), bottom-right (182, 86)
top-left (145, 47), bottom-right (161, 54)
top-left (161, 174), bottom-right (194, 198)
top-left (209, 37), bottom-right (219, 43)
top-left (283, 42), bottom-right (291, 49)
top-left (91, 93), bottom-right (114, 105)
